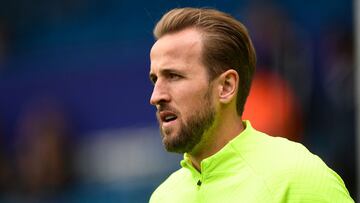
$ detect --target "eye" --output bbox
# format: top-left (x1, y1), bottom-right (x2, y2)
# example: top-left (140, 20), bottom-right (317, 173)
top-left (168, 73), bottom-right (182, 80)
top-left (150, 75), bottom-right (157, 85)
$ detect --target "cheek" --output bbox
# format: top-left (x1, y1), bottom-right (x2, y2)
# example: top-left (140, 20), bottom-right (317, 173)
top-left (179, 93), bottom-right (208, 116)
top-left (172, 81), bottom-right (212, 112)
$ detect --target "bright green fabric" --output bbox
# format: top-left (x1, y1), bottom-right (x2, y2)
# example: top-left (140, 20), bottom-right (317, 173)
top-left (149, 121), bottom-right (354, 203)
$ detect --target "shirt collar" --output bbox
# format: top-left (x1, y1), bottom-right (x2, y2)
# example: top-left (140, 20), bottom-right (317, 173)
top-left (180, 120), bottom-right (255, 174)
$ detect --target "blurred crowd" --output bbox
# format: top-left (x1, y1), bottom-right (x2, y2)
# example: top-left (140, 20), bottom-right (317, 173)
top-left (0, 97), bottom-right (74, 202)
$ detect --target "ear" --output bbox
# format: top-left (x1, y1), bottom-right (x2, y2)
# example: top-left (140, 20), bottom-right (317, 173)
top-left (217, 69), bottom-right (239, 104)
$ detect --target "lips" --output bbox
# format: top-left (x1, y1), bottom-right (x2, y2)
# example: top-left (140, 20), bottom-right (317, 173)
top-left (159, 111), bottom-right (178, 123)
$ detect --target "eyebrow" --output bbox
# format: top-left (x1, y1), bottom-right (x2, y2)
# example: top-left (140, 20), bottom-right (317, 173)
top-left (149, 68), bottom-right (183, 79)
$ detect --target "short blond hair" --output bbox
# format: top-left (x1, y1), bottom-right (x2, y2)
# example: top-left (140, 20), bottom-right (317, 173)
top-left (154, 7), bottom-right (256, 115)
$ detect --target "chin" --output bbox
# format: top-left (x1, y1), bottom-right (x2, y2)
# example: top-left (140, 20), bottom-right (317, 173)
top-left (162, 132), bottom-right (177, 145)
top-left (162, 135), bottom-right (185, 153)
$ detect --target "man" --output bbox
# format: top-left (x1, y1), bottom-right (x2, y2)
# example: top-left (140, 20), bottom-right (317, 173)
top-left (148, 7), bottom-right (354, 202)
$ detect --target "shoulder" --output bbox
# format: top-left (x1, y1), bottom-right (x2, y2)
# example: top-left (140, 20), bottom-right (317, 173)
top-left (238, 131), bottom-right (353, 201)
top-left (236, 130), bottom-right (317, 173)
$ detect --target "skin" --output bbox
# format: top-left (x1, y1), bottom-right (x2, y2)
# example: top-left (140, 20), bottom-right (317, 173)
top-left (149, 28), bottom-right (244, 171)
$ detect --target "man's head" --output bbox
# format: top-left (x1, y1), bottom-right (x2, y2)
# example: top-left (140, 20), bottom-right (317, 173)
top-left (153, 7), bottom-right (256, 116)
top-left (149, 8), bottom-right (256, 154)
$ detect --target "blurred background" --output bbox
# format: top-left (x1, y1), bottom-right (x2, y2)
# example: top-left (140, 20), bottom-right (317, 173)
top-left (0, 0), bottom-right (356, 202)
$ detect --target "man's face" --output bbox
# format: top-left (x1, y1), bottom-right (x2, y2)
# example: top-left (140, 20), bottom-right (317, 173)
top-left (149, 28), bottom-right (217, 153)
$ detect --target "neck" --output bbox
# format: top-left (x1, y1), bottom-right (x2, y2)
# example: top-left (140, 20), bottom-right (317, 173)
top-left (188, 111), bottom-right (244, 172)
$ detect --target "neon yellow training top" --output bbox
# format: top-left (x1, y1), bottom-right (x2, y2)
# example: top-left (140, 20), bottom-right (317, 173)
top-left (150, 121), bottom-right (354, 203)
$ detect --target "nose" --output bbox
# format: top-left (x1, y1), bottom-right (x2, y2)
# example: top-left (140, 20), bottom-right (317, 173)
top-left (150, 80), bottom-right (170, 106)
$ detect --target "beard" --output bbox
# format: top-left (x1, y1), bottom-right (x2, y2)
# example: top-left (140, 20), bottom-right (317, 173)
top-left (158, 91), bottom-right (216, 154)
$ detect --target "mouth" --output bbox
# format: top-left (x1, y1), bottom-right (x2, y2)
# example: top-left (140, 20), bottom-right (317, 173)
top-left (159, 111), bottom-right (178, 123)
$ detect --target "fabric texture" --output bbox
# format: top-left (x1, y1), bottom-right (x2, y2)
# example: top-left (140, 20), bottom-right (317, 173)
top-left (150, 121), bottom-right (354, 203)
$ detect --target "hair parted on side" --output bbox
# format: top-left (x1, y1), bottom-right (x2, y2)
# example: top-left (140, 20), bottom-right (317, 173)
top-left (153, 7), bottom-right (256, 116)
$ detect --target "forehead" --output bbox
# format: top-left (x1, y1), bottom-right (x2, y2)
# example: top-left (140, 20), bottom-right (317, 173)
top-left (150, 28), bottom-right (204, 72)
